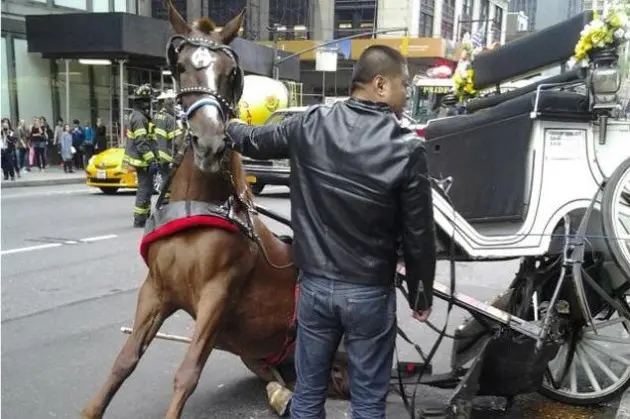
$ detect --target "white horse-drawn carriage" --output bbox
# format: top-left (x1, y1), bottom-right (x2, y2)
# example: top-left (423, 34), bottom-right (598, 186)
top-left (388, 9), bottom-right (630, 417)
top-left (119, 9), bottom-right (630, 419)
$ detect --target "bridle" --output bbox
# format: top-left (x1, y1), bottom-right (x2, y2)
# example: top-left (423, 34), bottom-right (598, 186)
top-left (156, 32), bottom-right (293, 270)
top-left (166, 34), bottom-right (244, 125)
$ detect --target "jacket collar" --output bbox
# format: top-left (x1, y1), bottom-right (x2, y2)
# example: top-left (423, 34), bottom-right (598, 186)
top-left (345, 97), bottom-right (393, 114)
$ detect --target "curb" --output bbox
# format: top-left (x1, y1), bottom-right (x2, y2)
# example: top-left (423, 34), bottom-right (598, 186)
top-left (1, 177), bottom-right (85, 189)
top-left (616, 389), bottom-right (630, 419)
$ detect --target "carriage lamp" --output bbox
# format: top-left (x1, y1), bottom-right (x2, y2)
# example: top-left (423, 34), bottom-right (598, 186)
top-left (589, 48), bottom-right (622, 112)
top-left (590, 65), bottom-right (621, 109)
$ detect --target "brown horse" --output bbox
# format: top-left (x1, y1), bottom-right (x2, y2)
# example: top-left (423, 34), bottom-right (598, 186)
top-left (80, 4), bottom-right (349, 419)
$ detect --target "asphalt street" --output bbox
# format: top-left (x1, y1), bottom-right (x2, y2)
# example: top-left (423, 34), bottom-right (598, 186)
top-left (0, 184), bottom-right (620, 418)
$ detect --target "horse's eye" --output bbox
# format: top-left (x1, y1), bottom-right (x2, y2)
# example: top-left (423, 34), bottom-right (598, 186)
top-left (177, 63), bottom-right (186, 74)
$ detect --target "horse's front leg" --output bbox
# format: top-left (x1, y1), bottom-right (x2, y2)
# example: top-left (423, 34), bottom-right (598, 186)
top-left (164, 276), bottom-right (232, 419)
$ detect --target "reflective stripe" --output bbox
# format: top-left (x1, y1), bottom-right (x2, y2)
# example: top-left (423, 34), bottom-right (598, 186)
top-left (127, 130), bottom-right (135, 139)
top-left (133, 128), bottom-right (147, 136)
top-left (123, 154), bottom-right (148, 167)
top-left (142, 151), bottom-right (156, 162)
top-left (154, 127), bottom-right (168, 138)
top-left (134, 206), bottom-right (150, 215)
top-left (168, 128), bottom-right (183, 139)
top-left (158, 150), bottom-right (173, 162)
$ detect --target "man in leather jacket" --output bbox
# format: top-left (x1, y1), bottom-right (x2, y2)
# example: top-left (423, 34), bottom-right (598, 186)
top-left (227, 45), bottom-right (436, 418)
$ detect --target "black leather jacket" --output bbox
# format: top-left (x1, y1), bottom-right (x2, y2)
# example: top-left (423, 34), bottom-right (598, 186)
top-left (227, 98), bottom-right (436, 310)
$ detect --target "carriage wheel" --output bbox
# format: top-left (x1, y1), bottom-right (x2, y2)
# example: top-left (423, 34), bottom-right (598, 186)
top-left (539, 294), bottom-right (630, 404)
top-left (602, 157), bottom-right (630, 282)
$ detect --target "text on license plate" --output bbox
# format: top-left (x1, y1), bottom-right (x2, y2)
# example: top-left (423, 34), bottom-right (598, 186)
top-left (246, 175), bottom-right (257, 183)
top-left (96, 170), bottom-right (107, 180)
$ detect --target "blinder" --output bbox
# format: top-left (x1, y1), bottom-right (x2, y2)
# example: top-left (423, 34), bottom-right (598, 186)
top-left (166, 34), bottom-right (244, 122)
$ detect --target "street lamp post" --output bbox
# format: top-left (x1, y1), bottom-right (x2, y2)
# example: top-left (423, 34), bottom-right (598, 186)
top-left (269, 26), bottom-right (409, 80)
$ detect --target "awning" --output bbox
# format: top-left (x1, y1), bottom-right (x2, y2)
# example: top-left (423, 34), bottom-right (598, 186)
top-left (24, 12), bottom-right (299, 80)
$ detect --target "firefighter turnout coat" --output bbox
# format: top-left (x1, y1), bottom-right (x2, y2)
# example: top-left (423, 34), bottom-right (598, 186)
top-left (123, 109), bottom-right (158, 168)
top-left (152, 108), bottom-right (182, 164)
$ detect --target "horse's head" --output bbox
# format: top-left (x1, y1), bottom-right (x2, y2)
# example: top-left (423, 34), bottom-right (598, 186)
top-left (166, 2), bottom-right (245, 174)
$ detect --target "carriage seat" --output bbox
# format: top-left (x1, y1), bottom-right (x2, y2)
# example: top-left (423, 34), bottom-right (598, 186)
top-left (424, 90), bottom-right (590, 223)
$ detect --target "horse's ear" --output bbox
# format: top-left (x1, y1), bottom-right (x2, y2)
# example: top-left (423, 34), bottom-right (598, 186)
top-left (219, 9), bottom-right (245, 45)
top-left (165, 0), bottom-right (190, 35)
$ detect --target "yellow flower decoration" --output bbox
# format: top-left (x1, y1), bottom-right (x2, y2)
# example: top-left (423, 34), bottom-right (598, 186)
top-left (451, 33), bottom-right (480, 103)
top-left (569, 6), bottom-right (630, 68)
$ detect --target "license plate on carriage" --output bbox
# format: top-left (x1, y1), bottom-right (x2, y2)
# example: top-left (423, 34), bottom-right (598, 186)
top-left (246, 175), bottom-right (257, 183)
top-left (96, 170), bottom-right (107, 180)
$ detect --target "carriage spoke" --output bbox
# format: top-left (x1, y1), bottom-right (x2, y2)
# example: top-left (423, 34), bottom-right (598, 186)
top-left (570, 356), bottom-right (578, 393)
top-left (584, 317), bottom-right (626, 333)
top-left (576, 347), bottom-right (602, 392)
top-left (583, 333), bottom-right (630, 345)
top-left (581, 343), bottom-right (620, 384)
top-left (582, 339), bottom-right (630, 366)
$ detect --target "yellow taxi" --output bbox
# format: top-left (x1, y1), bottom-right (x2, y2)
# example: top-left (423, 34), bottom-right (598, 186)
top-left (85, 148), bottom-right (138, 194)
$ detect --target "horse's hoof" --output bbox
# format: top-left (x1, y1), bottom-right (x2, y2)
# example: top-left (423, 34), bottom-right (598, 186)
top-left (266, 381), bottom-right (292, 417)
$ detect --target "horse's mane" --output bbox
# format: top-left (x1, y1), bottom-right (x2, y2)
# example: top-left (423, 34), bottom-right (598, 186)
top-left (192, 17), bottom-right (216, 35)
top-left (228, 151), bottom-right (254, 204)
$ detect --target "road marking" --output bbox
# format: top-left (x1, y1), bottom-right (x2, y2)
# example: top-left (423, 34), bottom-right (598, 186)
top-left (0, 243), bottom-right (63, 255)
top-left (1, 188), bottom-right (91, 200)
top-left (80, 234), bottom-right (118, 243)
top-left (1, 234), bottom-right (118, 256)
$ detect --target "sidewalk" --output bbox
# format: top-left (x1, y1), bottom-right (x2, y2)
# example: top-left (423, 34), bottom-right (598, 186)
top-left (1, 167), bottom-right (85, 189)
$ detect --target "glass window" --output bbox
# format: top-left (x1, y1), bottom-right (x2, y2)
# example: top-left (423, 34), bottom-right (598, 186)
top-left (92, 0), bottom-right (110, 12)
top-left (56, 60), bottom-right (91, 125)
top-left (1, 37), bottom-right (12, 120)
top-left (13, 39), bottom-right (54, 123)
top-left (54, 0), bottom-right (87, 9)
top-left (419, 0), bottom-right (435, 37)
top-left (114, 0), bottom-right (127, 12)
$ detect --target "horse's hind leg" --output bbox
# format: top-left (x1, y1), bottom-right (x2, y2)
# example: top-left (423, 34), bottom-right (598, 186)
top-left (81, 278), bottom-right (171, 419)
top-left (164, 279), bottom-right (230, 419)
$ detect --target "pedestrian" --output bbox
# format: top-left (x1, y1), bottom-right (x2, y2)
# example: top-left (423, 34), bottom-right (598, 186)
top-left (71, 119), bottom-right (85, 170)
top-left (29, 117), bottom-right (47, 171)
top-left (40, 116), bottom-right (54, 168)
top-left (1, 117), bottom-right (18, 181)
top-left (16, 119), bottom-right (29, 172)
top-left (60, 124), bottom-right (75, 173)
top-left (226, 45), bottom-right (436, 418)
top-left (82, 120), bottom-right (95, 166)
top-left (95, 117), bottom-right (107, 152)
top-left (122, 84), bottom-right (159, 228)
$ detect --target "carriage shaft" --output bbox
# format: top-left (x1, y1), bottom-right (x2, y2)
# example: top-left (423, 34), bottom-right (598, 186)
top-left (120, 327), bottom-right (192, 344)
top-left (432, 281), bottom-right (542, 339)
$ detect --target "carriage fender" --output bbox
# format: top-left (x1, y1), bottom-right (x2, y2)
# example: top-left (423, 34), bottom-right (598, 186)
top-left (544, 203), bottom-right (609, 256)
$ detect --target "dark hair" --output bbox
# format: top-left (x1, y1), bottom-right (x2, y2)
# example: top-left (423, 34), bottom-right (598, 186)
top-left (350, 45), bottom-right (407, 93)
top-left (1, 118), bottom-right (12, 130)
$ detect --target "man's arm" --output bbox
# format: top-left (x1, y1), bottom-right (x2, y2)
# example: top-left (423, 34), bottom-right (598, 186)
top-left (226, 113), bottom-right (304, 160)
top-left (399, 138), bottom-right (437, 311)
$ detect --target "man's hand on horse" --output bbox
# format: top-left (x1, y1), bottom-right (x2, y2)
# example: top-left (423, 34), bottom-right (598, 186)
top-left (228, 118), bottom-right (246, 125)
top-left (412, 308), bottom-right (432, 322)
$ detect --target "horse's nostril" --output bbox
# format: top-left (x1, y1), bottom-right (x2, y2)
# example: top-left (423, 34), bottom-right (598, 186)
top-left (192, 136), bottom-right (199, 146)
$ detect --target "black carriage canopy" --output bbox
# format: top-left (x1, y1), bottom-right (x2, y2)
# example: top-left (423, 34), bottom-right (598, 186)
top-left (24, 12), bottom-right (300, 80)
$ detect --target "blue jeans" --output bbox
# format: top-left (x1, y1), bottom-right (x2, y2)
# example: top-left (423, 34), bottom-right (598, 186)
top-left (291, 273), bottom-right (397, 419)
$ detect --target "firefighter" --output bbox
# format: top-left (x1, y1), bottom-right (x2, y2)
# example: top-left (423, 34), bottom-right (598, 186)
top-left (153, 90), bottom-right (183, 202)
top-left (123, 84), bottom-right (159, 228)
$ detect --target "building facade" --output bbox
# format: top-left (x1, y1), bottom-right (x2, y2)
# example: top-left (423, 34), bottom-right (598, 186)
top-left (1, 0), bottom-right (295, 147)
